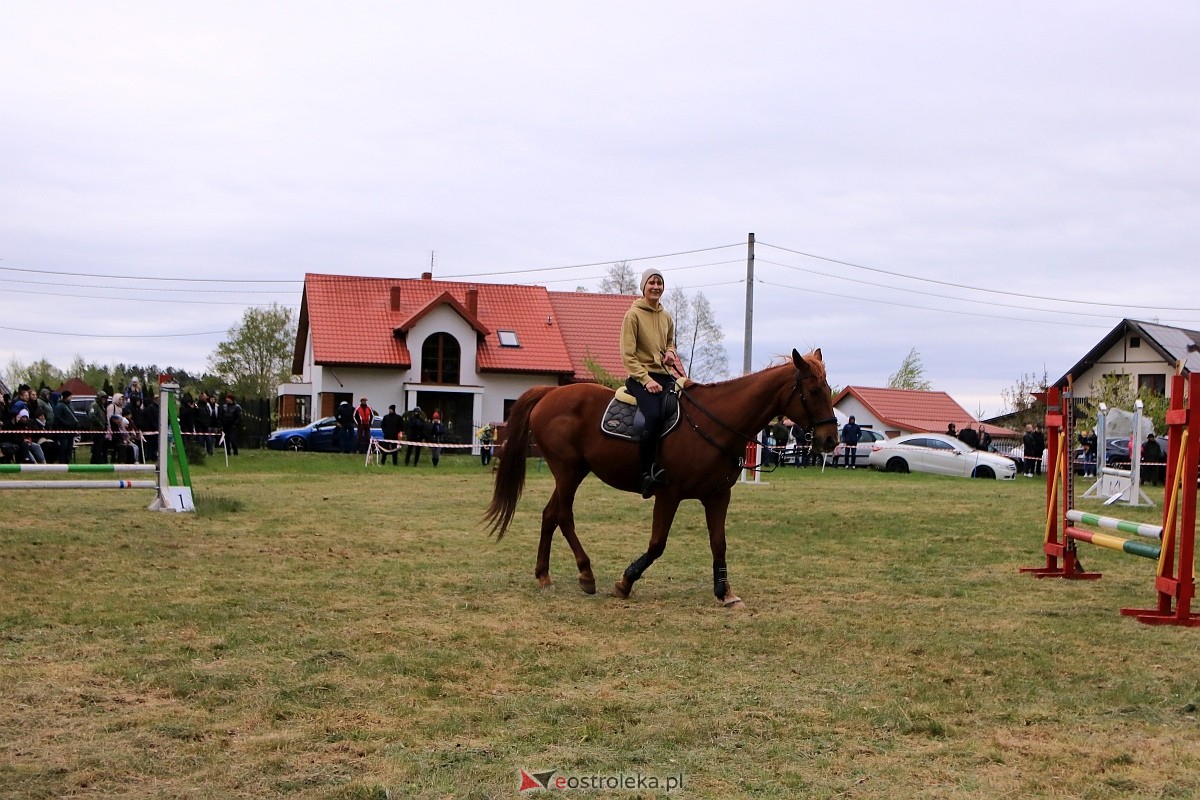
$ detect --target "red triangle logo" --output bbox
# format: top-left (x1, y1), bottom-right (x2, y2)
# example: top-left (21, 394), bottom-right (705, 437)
top-left (519, 770), bottom-right (543, 791)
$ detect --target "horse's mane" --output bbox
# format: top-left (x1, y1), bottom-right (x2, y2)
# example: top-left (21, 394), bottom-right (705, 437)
top-left (693, 350), bottom-right (826, 389)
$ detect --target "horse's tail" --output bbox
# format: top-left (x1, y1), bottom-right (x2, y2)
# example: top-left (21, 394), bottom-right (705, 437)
top-left (484, 385), bottom-right (555, 539)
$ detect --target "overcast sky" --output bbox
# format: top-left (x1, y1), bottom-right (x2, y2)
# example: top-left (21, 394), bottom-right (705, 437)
top-left (3, 2), bottom-right (1198, 418)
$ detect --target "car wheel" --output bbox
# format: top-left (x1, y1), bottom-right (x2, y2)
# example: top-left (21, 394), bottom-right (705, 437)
top-left (972, 465), bottom-right (995, 479)
top-left (885, 457), bottom-right (909, 474)
top-left (286, 436), bottom-right (306, 451)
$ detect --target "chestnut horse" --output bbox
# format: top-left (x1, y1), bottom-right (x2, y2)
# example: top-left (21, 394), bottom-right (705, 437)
top-left (484, 348), bottom-right (838, 607)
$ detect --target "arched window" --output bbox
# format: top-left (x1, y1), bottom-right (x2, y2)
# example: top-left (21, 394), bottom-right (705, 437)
top-left (421, 333), bottom-right (460, 385)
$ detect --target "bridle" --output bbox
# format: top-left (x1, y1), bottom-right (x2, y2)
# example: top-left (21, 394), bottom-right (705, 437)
top-left (676, 367), bottom-right (837, 472)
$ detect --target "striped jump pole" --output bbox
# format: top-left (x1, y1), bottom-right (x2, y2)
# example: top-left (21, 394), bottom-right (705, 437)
top-left (1065, 527), bottom-right (1161, 561)
top-left (1065, 509), bottom-right (1162, 540)
top-left (0, 464), bottom-right (157, 474)
top-left (0, 480), bottom-right (158, 490)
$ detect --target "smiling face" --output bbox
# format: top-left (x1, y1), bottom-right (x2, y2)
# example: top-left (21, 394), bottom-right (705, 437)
top-left (642, 274), bottom-right (665, 305)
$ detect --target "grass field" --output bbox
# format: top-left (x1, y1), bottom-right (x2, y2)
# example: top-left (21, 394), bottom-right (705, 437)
top-left (2, 451), bottom-right (1199, 799)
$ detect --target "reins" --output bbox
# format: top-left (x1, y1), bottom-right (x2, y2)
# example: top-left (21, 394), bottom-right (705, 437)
top-left (676, 368), bottom-right (836, 472)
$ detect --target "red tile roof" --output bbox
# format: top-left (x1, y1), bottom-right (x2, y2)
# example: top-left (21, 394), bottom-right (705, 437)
top-left (834, 386), bottom-right (1017, 438)
top-left (57, 377), bottom-right (97, 396)
top-left (298, 274), bottom-right (632, 381)
top-left (549, 291), bottom-right (636, 383)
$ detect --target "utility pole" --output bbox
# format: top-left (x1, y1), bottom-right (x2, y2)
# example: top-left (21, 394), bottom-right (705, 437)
top-left (743, 232), bottom-right (755, 374)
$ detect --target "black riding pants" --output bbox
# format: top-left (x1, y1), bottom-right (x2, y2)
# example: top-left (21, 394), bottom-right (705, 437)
top-left (626, 373), bottom-right (674, 471)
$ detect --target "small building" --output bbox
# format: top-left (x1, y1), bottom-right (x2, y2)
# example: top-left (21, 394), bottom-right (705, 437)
top-left (280, 272), bottom-right (635, 444)
top-left (833, 386), bottom-right (1018, 442)
top-left (1054, 319), bottom-right (1199, 400)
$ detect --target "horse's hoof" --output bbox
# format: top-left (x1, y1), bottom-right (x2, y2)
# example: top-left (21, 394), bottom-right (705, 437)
top-left (611, 580), bottom-right (631, 599)
top-left (536, 575), bottom-right (554, 590)
top-left (723, 596), bottom-right (745, 609)
top-left (579, 578), bottom-right (597, 595)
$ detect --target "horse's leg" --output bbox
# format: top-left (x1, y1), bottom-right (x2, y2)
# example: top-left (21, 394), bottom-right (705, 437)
top-left (553, 474), bottom-right (596, 595)
top-left (702, 488), bottom-right (744, 608)
top-left (612, 497), bottom-right (680, 599)
top-left (534, 489), bottom-right (561, 589)
top-left (536, 472), bottom-right (596, 593)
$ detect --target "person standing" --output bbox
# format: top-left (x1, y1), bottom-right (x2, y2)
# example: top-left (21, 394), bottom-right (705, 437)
top-left (87, 391), bottom-right (110, 464)
top-left (220, 393), bottom-right (242, 455)
top-left (198, 392), bottom-right (219, 455)
top-left (404, 407), bottom-right (427, 466)
top-left (52, 390), bottom-right (80, 464)
top-left (123, 377), bottom-right (145, 409)
top-left (957, 424), bottom-right (980, 450)
top-left (1033, 423), bottom-right (1047, 476)
top-left (840, 415), bottom-right (863, 469)
top-left (1022, 423), bottom-right (1037, 477)
top-left (1079, 426), bottom-right (1098, 477)
top-left (478, 423), bottom-right (495, 466)
top-left (334, 401), bottom-right (355, 453)
top-left (354, 397), bottom-right (375, 454)
top-left (621, 267), bottom-right (685, 498)
top-left (380, 404), bottom-right (403, 465)
top-left (429, 411), bottom-right (445, 467)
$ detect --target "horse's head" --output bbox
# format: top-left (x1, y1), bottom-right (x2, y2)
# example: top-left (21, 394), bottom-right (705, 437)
top-left (787, 348), bottom-right (838, 453)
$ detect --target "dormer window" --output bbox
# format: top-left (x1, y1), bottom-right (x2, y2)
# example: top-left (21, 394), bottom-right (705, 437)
top-left (498, 330), bottom-right (520, 347)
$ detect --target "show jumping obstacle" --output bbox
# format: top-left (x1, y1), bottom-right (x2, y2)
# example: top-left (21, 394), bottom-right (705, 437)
top-left (0, 380), bottom-right (195, 512)
top-left (1080, 400), bottom-right (1153, 507)
top-left (1022, 372), bottom-right (1199, 626)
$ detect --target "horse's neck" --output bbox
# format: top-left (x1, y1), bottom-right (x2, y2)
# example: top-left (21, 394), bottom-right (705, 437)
top-left (694, 366), bottom-right (789, 436)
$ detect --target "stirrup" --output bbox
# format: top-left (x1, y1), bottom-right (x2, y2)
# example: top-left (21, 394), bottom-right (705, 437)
top-left (640, 464), bottom-right (667, 498)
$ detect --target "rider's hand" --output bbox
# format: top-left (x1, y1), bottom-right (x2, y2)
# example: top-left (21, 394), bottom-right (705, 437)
top-left (645, 378), bottom-right (662, 394)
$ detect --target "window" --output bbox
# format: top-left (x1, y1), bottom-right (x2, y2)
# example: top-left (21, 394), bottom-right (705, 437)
top-left (498, 329), bottom-right (520, 347)
top-left (421, 333), bottom-right (461, 385)
top-left (1138, 374), bottom-right (1166, 395)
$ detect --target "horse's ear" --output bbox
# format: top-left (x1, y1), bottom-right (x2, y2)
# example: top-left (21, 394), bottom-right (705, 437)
top-left (792, 348), bottom-right (813, 377)
top-left (813, 347), bottom-right (822, 362)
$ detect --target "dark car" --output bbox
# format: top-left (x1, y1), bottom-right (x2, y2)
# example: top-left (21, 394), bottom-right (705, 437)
top-left (265, 415), bottom-right (383, 451)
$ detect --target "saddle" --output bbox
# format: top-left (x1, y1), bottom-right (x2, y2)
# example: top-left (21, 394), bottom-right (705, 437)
top-left (600, 383), bottom-right (683, 442)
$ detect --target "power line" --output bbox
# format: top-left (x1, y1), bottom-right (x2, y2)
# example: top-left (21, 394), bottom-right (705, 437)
top-left (0, 265), bottom-right (300, 284)
top-left (756, 278), bottom-right (1113, 329)
top-left (0, 324), bottom-right (228, 338)
top-left (0, 286), bottom-right (300, 306)
top-left (0, 276), bottom-right (297, 295)
top-left (755, 259), bottom-right (1114, 321)
top-left (439, 243), bottom-right (744, 279)
top-left (757, 241), bottom-right (1200, 312)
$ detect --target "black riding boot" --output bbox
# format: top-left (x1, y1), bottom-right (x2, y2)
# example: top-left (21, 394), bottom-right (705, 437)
top-left (639, 436), bottom-right (667, 498)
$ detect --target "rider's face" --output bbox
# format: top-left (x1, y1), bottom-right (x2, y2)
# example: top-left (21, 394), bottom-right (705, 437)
top-left (643, 275), bottom-right (664, 303)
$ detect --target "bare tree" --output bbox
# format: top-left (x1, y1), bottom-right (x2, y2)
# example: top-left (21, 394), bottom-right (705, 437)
top-left (599, 261), bottom-right (638, 294)
top-left (665, 288), bottom-right (729, 382)
top-left (887, 347), bottom-right (932, 391)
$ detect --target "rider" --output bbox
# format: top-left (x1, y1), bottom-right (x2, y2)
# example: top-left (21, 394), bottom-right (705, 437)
top-left (621, 267), bottom-right (686, 498)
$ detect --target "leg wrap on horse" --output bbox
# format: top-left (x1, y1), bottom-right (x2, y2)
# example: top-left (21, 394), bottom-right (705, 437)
top-left (713, 565), bottom-right (729, 599)
top-left (624, 552), bottom-right (655, 584)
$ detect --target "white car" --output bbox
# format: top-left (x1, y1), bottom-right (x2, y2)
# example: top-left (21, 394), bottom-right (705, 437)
top-left (868, 433), bottom-right (1018, 480)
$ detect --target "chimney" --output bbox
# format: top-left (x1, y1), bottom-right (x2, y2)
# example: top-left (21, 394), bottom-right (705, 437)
top-left (421, 271), bottom-right (433, 281)
top-left (389, 286), bottom-right (402, 311)
top-left (467, 285), bottom-right (478, 317)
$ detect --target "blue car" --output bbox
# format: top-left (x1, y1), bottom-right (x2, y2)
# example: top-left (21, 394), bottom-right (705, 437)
top-left (266, 415), bottom-right (383, 452)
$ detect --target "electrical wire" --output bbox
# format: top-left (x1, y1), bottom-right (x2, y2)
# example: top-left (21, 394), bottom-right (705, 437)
top-left (0, 324), bottom-right (228, 338)
top-left (755, 258), bottom-right (1115, 321)
top-left (755, 278), bottom-right (1114, 329)
top-left (757, 241), bottom-right (1200, 313)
